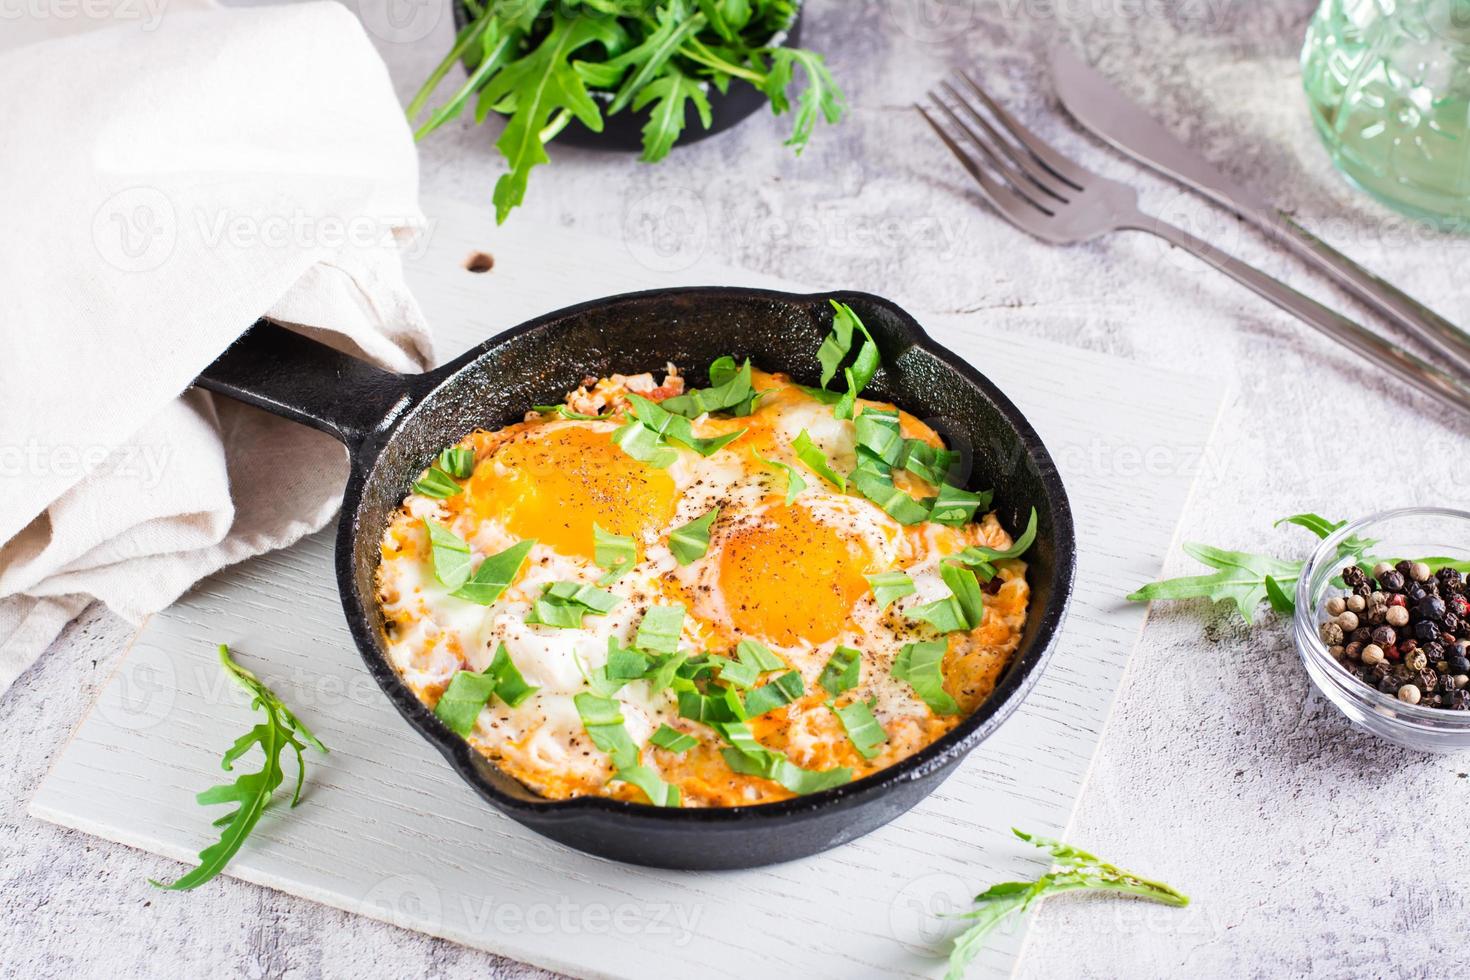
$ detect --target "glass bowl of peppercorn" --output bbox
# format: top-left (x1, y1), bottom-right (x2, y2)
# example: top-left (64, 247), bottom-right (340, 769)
top-left (1295, 507), bottom-right (1470, 752)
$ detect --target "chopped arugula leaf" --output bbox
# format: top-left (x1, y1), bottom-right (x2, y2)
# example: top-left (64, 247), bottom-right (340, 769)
top-left (927, 484), bottom-right (986, 527)
top-left (850, 462), bottom-right (929, 525)
top-left (612, 765), bottom-right (682, 807)
top-left (451, 540), bottom-right (536, 605)
top-left (534, 404), bottom-right (608, 421)
top-left (742, 669), bottom-right (804, 717)
top-left (817, 300), bottom-right (879, 420)
top-left (437, 447), bottom-right (476, 479)
top-left (150, 645), bottom-right (327, 891)
top-left (593, 524), bottom-right (638, 585)
top-left (854, 408), bottom-right (904, 468)
top-left (413, 466), bottom-right (463, 499)
top-left (818, 645), bottom-right (861, 697)
top-left (573, 692), bottom-right (641, 770)
top-left (612, 417), bottom-right (680, 468)
top-left (527, 581), bottom-right (621, 628)
top-left (650, 724), bottom-right (698, 753)
top-left (720, 746), bottom-right (852, 795)
top-left (635, 604), bottom-right (686, 656)
top-left (898, 440), bottom-right (959, 487)
top-left (792, 429), bottom-right (846, 491)
top-left (945, 829), bottom-right (1187, 980)
top-left (670, 507), bottom-right (720, 565)
top-left (604, 640), bottom-right (652, 681)
top-left (865, 571), bottom-right (916, 611)
top-left (908, 564), bottom-right (985, 634)
top-left (626, 393), bottom-right (745, 457)
top-left (736, 638), bottom-right (786, 672)
top-left (660, 357), bottom-right (758, 418)
top-left (488, 643), bottom-right (539, 707)
top-left (713, 655), bottom-right (760, 689)
top-left (679, 686), bottom-right (747, 724)
top-left (424, 519), bottom-right (474, 590)
top-left (831, 698), bottom-right (886, 760)
top-left (893, 639), bottom-right (958, 715)
top-left (952, 508), bottom-right (1039, 565)
top-left (758, 453), bottom-right (807, 504)
top-left (435, 669), bottom-right (499, 735)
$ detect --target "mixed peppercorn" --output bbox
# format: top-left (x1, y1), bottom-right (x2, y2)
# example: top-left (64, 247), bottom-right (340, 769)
top-left (1321, 561), bottom-right (1470, 708)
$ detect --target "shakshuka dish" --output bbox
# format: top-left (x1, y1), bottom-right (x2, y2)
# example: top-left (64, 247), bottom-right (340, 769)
top-left (374, 302), bottom-right (1035, 808)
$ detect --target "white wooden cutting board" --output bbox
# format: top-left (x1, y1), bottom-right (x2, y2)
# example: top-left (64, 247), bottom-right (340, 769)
top-left (31, 196), bottom-right (1226, 979)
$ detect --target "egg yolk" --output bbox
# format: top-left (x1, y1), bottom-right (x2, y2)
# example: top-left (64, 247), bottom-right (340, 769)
top-left (718, 502), bottom-right (874, 647)
top-left (468, 425), bottom-right (676, 560)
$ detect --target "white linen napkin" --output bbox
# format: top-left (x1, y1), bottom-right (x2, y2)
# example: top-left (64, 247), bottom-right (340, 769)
top-left (0, 1), bottom-right (433, 692)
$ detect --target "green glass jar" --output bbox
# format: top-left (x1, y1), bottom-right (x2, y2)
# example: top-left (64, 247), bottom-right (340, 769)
top-left (1302, 0), bottom-right (1470, 229)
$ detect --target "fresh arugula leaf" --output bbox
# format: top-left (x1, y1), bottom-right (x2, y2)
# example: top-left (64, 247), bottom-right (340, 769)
top-left (424, 519), bottom-right (473, 590)
top-left (411, 1), bottom-right (845, 221)
top-left (742, 669), bottom-right (804, 716)
top-left (1127, 542), bottom-right (1305, 625)
top-left (945, 829), bottom-right (1187, 980)
top-left (865, 571), bottom-right (916, 612)
top-left (650, 724), bottom-right (698, 753)
top-left (635, 604), bottom-right (686, 656)
top-left (475, 12), bottom-right (624, 223)
top-left (151, 645), bottom-right (326, 891)
top-left (593, 524), bottom-right (638, 585)
top-left (818, 645), bottom-right (861, 697)
top-left (670, 507), bottom-right (720, 565)
top-left (893, 639), bottom-right (958, 715)
top-left (451, 540), bottom-right (536, 604)
top-left (759, 46), bottom-right (845, 154)
top-left (792, 429), bottom-right (846, 491)
top-left (831, 698), bottom-right (886, 760)
top-left (1264, 575), bottom-right (1295, 615)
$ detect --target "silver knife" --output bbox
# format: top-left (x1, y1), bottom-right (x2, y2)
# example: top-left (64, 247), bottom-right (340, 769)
top-left (1049, 43), bottom-right (1470, 379)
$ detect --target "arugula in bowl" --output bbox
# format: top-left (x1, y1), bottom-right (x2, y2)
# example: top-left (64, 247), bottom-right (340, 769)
top-left (409, 0), bottom-right (845, 222)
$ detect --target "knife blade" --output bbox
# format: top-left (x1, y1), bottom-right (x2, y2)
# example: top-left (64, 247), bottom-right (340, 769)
top-left (1049, 43), bottom-right (1470, 378)
top-left (1048, 43), bottom-right (1273, 218)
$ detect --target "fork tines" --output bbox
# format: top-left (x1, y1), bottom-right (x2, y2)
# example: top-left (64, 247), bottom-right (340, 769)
top-left (917, 72), bottom-right (1088, 223)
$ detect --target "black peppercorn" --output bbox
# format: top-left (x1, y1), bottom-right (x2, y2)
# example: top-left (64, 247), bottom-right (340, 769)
top-left (1396, 559), bottom-right (1415, 578)
top-left (1378, 676), bottom-right (1400, 694)
top-left (1419, 596), bottom-right (1447, 621)
top-left (1379, 570), bottom-right (1406, 593)
top-left (1371, 626), bottom-right (1397, 648)
top-left (1409, 585), bottom-right (1429, 604)
top-left (1415, 620), bottom-right (1442, 643)
top-left (1445, 612), bottom-right (1462, 635)
top-left (1449, 655), bottom-right (1470, 675)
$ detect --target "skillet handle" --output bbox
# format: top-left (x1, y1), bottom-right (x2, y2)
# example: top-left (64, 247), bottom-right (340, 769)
top-left (195, 320), bottom-right (416, 453)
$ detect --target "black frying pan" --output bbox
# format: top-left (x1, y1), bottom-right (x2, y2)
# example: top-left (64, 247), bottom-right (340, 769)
top-left (196, 287), bottom-right (1076, 870)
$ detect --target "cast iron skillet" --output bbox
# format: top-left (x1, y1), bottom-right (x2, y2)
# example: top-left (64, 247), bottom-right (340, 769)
top-left (195, 287), bottom-right (1076, 870)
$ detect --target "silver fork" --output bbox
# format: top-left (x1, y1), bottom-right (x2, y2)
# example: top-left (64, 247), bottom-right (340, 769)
top-left (917, 73), bottom-right (1470, 417)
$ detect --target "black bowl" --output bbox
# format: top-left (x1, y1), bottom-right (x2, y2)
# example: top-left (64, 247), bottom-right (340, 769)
top-left (197, 287), bottom-right (1076, 869)
top-left (450, 2), bottom-right (803, 153)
